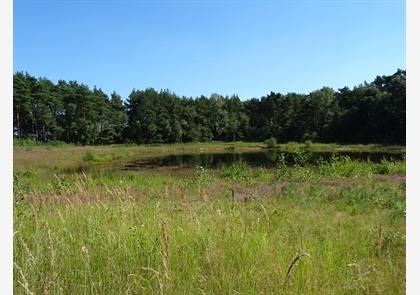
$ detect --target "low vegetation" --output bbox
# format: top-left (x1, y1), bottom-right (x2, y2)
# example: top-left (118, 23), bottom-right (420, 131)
top-left (14, 143), bottom-right (405, 294)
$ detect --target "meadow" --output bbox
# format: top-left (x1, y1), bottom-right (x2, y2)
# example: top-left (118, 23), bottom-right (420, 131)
top-left (13, 142), bottom-right (406, 294)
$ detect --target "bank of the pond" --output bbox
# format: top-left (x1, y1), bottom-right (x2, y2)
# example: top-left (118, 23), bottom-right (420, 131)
top-left (124, 150), bottom-right (405, 170)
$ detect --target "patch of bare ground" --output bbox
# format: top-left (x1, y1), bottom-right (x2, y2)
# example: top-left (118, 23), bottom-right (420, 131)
top-left (228, 182), bottom-right (287, 202)
top-left (376, 175), bottom-right (406, 182)
top-left (17, 174), bottom-right (405, 207)
top-left (17, 187), bottom-right (149, 206)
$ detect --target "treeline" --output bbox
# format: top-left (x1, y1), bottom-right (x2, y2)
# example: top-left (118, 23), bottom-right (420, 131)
top-left (13, 69), bottom-right (405, 145)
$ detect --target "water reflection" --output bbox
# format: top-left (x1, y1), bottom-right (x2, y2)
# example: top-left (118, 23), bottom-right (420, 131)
top-left (124, 150), bottom-right (405, 170)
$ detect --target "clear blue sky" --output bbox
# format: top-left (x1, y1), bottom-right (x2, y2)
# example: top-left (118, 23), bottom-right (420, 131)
top-left (14, 0), bottom-right (405, 100)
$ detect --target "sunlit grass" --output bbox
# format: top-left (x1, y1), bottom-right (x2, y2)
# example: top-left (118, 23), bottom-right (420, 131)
top-left (13, 142), bottom-right (405, 294)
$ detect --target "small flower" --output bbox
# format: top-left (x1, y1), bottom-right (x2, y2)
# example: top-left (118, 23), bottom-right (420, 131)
top-left (81, 246), bottom-right (89, 254)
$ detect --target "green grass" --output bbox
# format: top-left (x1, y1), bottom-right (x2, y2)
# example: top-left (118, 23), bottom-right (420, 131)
top-left (13, 142), bottom-right (405, 294)
top-left (14, 138), bottom-right (73, 148)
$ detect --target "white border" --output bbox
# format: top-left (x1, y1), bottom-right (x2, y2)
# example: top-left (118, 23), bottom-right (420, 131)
top-left (406, 0), bottom-right (419, 294)
top-left (0, 0), bottom-right (13, 294)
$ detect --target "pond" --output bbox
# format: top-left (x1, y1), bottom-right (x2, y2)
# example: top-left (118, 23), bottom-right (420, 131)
top-left (123, 149), bottom-right (405, 170)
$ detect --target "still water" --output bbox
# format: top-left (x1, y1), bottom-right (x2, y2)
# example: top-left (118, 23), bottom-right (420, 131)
top-left (124, 150), bottom-right (405, 170)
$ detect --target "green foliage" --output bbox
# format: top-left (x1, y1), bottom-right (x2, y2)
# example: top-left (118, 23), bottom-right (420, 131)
top-left (290, 167), bottom-right (316, 181)
top-left (50, 173), bottom-right (72, 194)
top-left (14, 138), bottom-right (71, 147)
top-left (220, 161), bottom-right (251, 182)
top-left (82, 151), bottom-right (105, 163)
top-left (275, 153), bottom-right (289, 179)
top-left (13, 169), bottom-right (41, 198)
top-left (14, 73), bottom-right (127, 145)
top-left (304, 140), bottom-right (312, 149)
top-left (264, 137), bottom-right (277, 148)
top-left (374, 158), bottom-right (406, 175)
top-left (292, 150), bottom-right (310, 167)
top-left (320, 155), bottom-right (373, 178)
top-left (13, 70), bottom-right (405, 145)
top-left (253, 167), bottom-right (272, 180)
top-left (13, 172), bottom-right (27, 198)
top-left (193, 166), bottom-right (215, 187)
top-left (338, 184), bottom-right (404, 215)
top-left (383, 230), bottom-right (406, 248)
top-left (273, 151), bottom-right (405, 181)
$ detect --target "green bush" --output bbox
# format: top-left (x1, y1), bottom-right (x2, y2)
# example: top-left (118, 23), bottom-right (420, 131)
top-left (82, 151), bottom-right (104, 163)
top-left (193, 166), bottom-right (215, 186)
top-left (320, 155), bottom-right (373, 177)
top-left (292, 150), bottom-right (310, 167)
top-left (374, 158), bottom-right (406, 175)
top-left (263, 137), bottom-right (277, 149)
top-left (220, 161), bottom-right (251, 182)
top-left (50, 173), bottom-right (72, 194)
top-left (275, 153), bottom-right (289, 179)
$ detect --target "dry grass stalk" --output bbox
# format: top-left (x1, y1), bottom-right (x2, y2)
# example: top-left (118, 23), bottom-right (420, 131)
top-left (141, 267), bottom-right (164, 295)
top-left (43, 278), bottom-right (49, 295)
top-left (45, 221), bottom-right (56, 268)
top-left (14, 262), bottom-right (34, 295)
top-left (164, 185), bottom-right (169, 198)
top-left (376, 223), bottom-right (385, 255)
top-left (17, 235), bottom-right (36, 266)
top-left (260, 203), bottom-right (270, 231)
top-left (161, 222), bottom-right (170, 281)
top-left (81, 244), bottom-right (91, 290)
top-left (283, 252), bottom-right (311, 287)
top-left (28, 202), bottom-right (40, 225)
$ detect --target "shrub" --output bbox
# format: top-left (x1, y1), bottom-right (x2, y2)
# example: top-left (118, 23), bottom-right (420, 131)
top-left (83, 151), bottom-right (104, 163)
top-left (276, 153), bottom-right (289, 179)
top-left (319, 155), bottom-right (373, 178)
top-left (220, 161), bottom-right (251, 182)
top-left (50, 173), bottom-right (72, 194)
top-left (292, 150), bottom-right (310, 168)
top-left (374, 158), bottom-right (406, 175)
top-left (193, 166), bottom-right (214, 186)
top-left (264, 137), bottom-right (277, 149)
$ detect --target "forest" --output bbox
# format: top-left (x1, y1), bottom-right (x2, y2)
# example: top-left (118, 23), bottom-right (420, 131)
top-left (13, 69), bottom-right (405, 145)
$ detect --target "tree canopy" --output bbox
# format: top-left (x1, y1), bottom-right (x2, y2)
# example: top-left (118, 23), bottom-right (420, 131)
top-left (13, 70), bottom-right (406, 145)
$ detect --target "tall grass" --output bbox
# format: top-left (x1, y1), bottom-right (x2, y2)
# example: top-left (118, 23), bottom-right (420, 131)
top-left (13, 143), bottom-right (406, 294)
top-left (14, 193), bottom-right (405, 294)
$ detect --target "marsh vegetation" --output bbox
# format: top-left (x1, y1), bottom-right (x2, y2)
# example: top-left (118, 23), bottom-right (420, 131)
top-left (13, 142), bottom-right (405, 294)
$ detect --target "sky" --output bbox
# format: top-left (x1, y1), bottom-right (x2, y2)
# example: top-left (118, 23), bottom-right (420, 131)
top-left (14, 0), bottom-right (405, 100)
